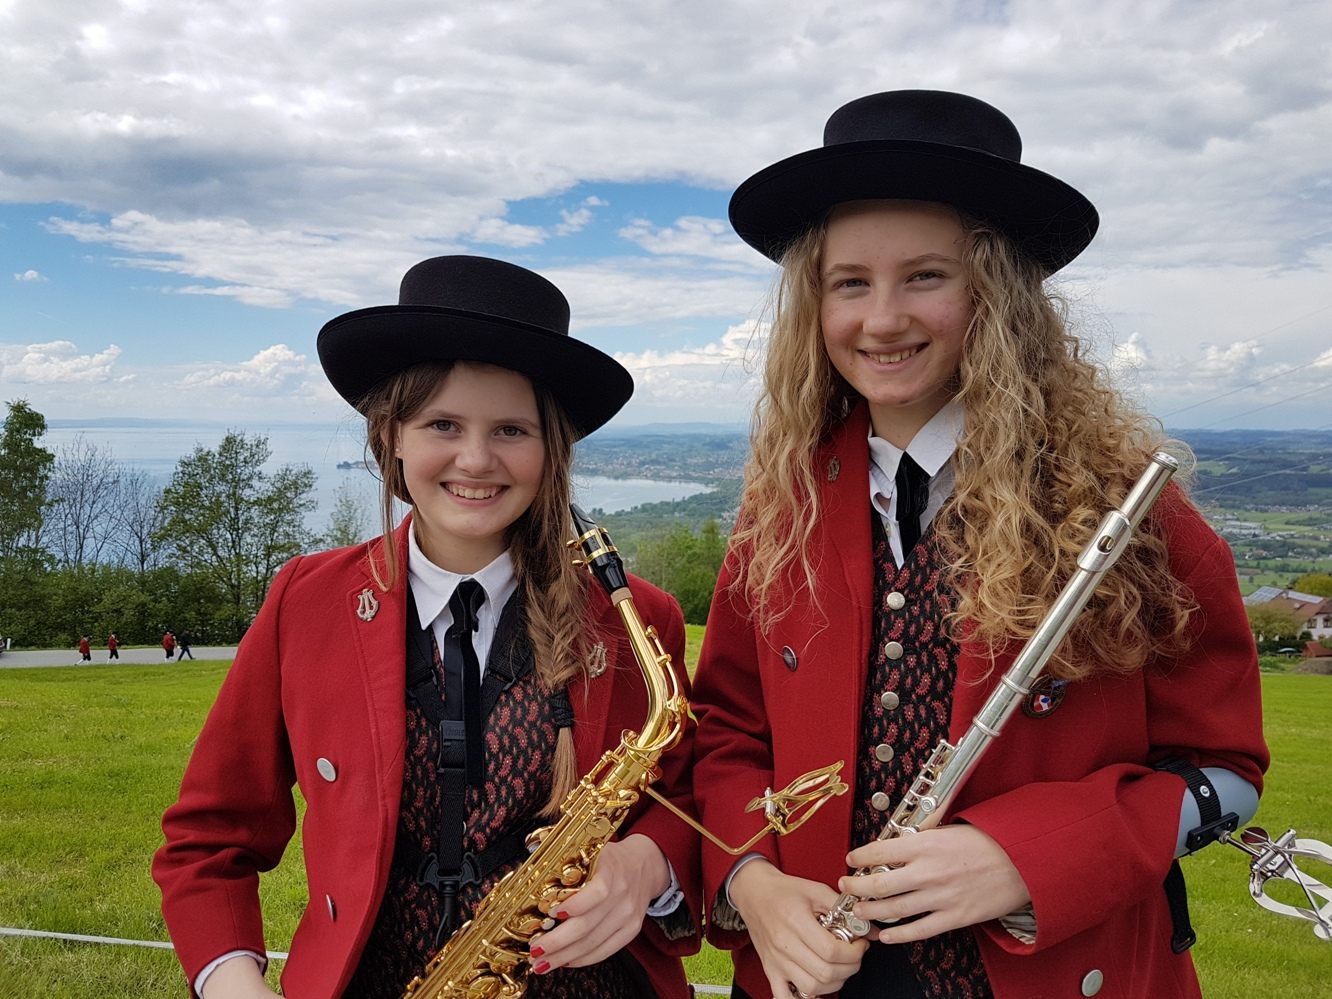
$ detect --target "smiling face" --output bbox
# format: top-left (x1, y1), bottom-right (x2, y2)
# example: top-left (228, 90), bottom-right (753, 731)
top-left (395, 361), bottom-right (545, 572)
top-left (819, 200), bottom-right (973, 447)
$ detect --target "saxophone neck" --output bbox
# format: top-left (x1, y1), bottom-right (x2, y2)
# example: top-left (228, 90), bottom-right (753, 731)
top-left (613, 595), bottom-right (681, 750)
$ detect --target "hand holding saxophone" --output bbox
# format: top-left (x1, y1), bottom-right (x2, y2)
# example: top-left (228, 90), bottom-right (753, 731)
top-left (838, 825), bottom-right (1029, 944)
top-left (526, 834), bottom-right (672, 974)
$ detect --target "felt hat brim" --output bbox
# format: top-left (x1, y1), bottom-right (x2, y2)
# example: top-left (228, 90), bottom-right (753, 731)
top-left (729, 138), bottom-right (1099, 273)
top-left (317, 305), bottom-right (633, 439)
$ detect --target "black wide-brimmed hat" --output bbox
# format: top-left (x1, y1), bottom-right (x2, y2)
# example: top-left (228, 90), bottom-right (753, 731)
top-left (317, 255), bottom-right (633, 438)
top-left (729, 90), bottom-right (1098, 274)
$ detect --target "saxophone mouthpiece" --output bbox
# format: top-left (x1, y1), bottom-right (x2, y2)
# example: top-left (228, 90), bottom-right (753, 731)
top-left (569, 504), bottom-right (630, 596)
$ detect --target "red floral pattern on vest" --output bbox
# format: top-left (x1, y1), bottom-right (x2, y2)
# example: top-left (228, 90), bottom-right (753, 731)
top-left (845, 517), bottom-right (992, 999)
top-left (346, 627), bottom-right (648, 998)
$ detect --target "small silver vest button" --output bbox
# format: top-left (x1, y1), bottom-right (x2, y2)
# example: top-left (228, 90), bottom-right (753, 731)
top-left (884, 641), bottom-right (904, 660)
top-left (875, 743), bottom-right (895, 763)
top-left (871, 792), bottom-right (891, 811)
top-left (316, 757), bottom-right (337, 782)
top-left (880, 690), bottom-right (900, 711)
top-left (886, 591), bottom-right (906, 610)
top-left (1081, 969), bottom-right (1104, 996)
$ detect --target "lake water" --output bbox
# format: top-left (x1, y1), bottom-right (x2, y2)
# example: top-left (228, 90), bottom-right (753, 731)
top-left (41, 420), bottom-right (712, 532)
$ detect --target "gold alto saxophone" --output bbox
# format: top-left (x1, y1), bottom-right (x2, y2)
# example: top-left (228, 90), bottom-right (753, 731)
top-left (402, 505), bottom-right (849, 998)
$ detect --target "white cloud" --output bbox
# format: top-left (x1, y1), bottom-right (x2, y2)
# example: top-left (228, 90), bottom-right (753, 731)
top-left (182, 343), bottom-right (314, 390)
top-left (1, 0), bottom-right (1329, 428)
top-left (554, 195), bottom-right (609, 236)
top-left (0, 340), bottom-right (124, 383)
top-left (13, 269), bottom-right (47, 282)
top-left (468, 216), bottom-right (548, 248)
top-left (618, 216), bottom-right (768, 268)
top-left (612, 320), bottom-right (765, 419)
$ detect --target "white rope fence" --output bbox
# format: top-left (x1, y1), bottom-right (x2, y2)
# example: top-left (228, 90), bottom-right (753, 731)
top-left (0, 925), bottom-right (731, 994)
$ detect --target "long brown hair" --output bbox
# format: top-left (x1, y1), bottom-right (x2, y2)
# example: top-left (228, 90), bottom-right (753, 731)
top-left (357, 361), bottom-right (588, 813)
top-left (731, 208), bottom-right (1195, 678)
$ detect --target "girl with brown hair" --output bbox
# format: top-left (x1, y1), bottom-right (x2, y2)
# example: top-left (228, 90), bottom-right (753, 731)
top-left (154, 255), bottom-right (700, 999)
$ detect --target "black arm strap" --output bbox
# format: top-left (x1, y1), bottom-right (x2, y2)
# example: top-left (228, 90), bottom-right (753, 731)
top-left (1153, 757), bottom-right (1240, 953)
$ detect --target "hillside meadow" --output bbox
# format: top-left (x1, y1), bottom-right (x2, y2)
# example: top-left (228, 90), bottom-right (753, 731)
top-left (1, 639), bottom-right (1328, 997)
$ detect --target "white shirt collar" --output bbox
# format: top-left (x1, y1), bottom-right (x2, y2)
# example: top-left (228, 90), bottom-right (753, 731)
top-left (406, 526), bottom-right (519, 631)
top-left (867, 398), bottom-right (964, 566)
top-left (866, 397), bottom-right (964, 481)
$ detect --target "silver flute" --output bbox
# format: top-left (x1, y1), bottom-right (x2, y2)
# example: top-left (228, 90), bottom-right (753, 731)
top-left (820, 452), bottom-right (1179, 941)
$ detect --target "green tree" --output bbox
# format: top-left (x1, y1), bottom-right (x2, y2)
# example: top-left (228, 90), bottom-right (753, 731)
top-left (0, 399), bottom-right (55, 565)
top-left (1289, 572), bottom-right (1332, 598)
top-left (1244, 603), bottom-right (1304, 646)
top-left (322, 480), bottom-right (372, 549)
top-left (634, 519), bottom-right (728, 624)
top-left (154, 432), bottom-right (316, 641)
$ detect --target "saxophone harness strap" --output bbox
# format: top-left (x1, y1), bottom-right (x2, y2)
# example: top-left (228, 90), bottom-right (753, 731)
top-left (1154, 757), bottom-right (1241, 953)
top-left (405, 585), bottom-right (575, 946)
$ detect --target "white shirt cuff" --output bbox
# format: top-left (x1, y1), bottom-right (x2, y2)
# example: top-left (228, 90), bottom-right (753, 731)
top-left (722, 851), bottom-right (767, 909)
top-left (194, 950), bottom-right (266, 997)
top-left (646, 859), bottom-right (684, 917)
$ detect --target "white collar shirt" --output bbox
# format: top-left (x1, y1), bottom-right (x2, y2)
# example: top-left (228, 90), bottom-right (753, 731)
top-left (867, 398), bottom-right (964, 568)
top-left (407, 528), bottom-right (519, 678)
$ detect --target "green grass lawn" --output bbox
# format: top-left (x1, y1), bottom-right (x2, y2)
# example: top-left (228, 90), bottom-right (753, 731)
top-left (1, 661), bottom-right (1328, 997)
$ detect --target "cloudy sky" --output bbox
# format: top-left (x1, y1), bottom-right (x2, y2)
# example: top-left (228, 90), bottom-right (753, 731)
top-left (2, 0), bottom-right (1330, 434)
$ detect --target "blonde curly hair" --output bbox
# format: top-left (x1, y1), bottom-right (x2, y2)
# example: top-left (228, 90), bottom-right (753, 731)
top-left (730, 208), bottom-right (1196, 678)
top-left (358, 361), bottom-right (587, 813)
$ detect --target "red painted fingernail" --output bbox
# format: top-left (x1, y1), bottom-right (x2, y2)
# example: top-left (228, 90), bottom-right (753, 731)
top-left (529, 945), bottom-right (544, 958)
top-left (555, 909), bottom-right (569, 920)
top-left (533, 960), bottom-right (551, 975)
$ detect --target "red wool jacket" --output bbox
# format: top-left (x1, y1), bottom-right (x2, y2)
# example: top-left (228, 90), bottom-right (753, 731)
top-left (691, 405), bottom-right (1267, 999)
top-left (154, 520), bottom-right (701, 998)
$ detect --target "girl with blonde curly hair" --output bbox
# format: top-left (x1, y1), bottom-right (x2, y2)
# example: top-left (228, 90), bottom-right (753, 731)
top-left (154, 255), bottom-right (700, 999)
top-left (690, 91), bottom-right (1266, 999)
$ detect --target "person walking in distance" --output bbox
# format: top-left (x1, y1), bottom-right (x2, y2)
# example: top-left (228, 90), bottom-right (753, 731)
top-left (162, 631), bottom-right (176, 660)
top-left (107, 632), bottom-right (120, 661)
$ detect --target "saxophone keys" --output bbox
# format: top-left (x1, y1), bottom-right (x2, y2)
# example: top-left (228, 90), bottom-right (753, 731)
top-left (560, 865), bottom-right (583, 886)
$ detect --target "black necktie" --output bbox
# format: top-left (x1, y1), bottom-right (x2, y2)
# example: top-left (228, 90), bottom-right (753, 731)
top-left (895, 453), bottom-right (931, 557)
top-left (444, 579), bottom-right (486, 785)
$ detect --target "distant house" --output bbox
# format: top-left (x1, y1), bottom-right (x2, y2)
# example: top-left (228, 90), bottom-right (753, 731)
top-left (1244, 587), bottom-right (1332, 639)
top-left (1220, 521), bottom-right (1264, 538)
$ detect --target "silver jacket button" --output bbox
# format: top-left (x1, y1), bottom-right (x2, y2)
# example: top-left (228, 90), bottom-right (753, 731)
top-left (326, 894), bottom-right (336, 921)
top-left (875, 743), bottom-right (895, 763)
top-left (1081, 969), bottom-right (1104, 996)
top-left (883, 641), bottom-right (904, 660)
top-left (880, 690), bottom-right (900, 711)
top-left (871, 792), bottom-right (891, 811)
top-left (885, 591), bottom-right (906, 610)
top-left (316, 757), bottom-right (337, 782)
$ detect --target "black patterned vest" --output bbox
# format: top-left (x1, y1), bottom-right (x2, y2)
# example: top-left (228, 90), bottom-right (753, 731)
top-left (344, 594), bottom-right (650, 999)
top-left (841, 516), bottom-right (993, 999)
